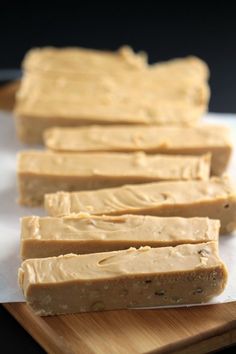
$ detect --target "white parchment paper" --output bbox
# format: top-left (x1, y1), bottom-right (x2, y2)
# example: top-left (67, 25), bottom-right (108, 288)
top-left (0, 111), bottom-right (235, 305)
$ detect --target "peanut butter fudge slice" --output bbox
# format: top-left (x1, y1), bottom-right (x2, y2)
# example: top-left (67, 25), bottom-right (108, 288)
top-left (20, 215), bottom-right (219, 259)
top-left (23, 47), bottom-right (208, 80)
top-left (18, 242), bottom-right (228, 315)
top-left (23, 46), bottom-right (148, 76)
top-left (45, 177), bottom-right (236, 234)
top-left (15, 55), bottom-right (209, 144)
top-left (44, 124), bottom-right (232, 175)
top-left (17, 151), bottom-right (210, 206)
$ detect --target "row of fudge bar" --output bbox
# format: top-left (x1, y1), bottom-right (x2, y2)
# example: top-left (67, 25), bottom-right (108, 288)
top-left (17, 123), bottom-right (232, 206)
top-left (17, 125), bottom-right (235, 314)
top-left (19, 174), bottom-right (234, 314)
top-left (16, 48), bottom-right (230, 316)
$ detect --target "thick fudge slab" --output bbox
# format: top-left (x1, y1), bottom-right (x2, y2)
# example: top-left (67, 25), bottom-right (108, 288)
top-left (23, 47), bottom-right (208, 79)
top-left (23, 46), bottom-right (148, 75)
top-left (18, 242), bottom-right (228, 315)
top-left (44, 124), bottom-right (232, 176)
top-left (17, 151), bottom-right (210, 206)
top-left (15, 49), bottom-right (209, 144)
top-left (44, 177), bottom-right (236, 234)
top-left (20, 215), bottom-right (219, 259)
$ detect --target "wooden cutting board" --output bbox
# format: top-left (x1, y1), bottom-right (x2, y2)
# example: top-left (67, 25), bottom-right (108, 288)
top-left (0, 80), bottom-right (20, 110)
top-left (3, 302), bottom-right (236, 354)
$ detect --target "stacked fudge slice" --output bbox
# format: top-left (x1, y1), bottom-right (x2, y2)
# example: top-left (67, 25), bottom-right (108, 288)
top-left (16, 47), bottom-right (235, 316)
top-left (14, 46), bottom-right (210, 144)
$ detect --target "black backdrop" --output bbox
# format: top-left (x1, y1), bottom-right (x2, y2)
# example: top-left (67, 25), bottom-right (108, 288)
top-left (1, 3), bottom-right (236, 113)
top-left (0, 3), bottom-right (235, 353)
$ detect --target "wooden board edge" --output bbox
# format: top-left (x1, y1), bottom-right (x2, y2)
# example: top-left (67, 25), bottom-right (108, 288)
top-left (0, 80), bottom-right (20, 111)
top-left (147, 318), bottom-right (236, 354)
top-left (172, 327), bottom-right (236, 354)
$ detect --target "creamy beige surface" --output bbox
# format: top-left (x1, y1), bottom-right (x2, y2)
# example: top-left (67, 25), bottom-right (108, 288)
top-left (44, 124), bottom-right (232, 175)
top-left (45, 177), bottom-right (236, 234)
top-left (23, 46), bottom-right (148, 75)
top-left (18, 151), bottom-right (210, 179)
top-left (18, 242), bottom-right (228, 315)
top-left (15, 70), bottom-right (209, 123)
top-left (15, 48), bottom-right (209, 144)
top-left (20, 215), bottom-right (220, 259)
top-left (17, 151), bottom-right (210, 206)
top-left (23, 47), bottom-right (208, 79)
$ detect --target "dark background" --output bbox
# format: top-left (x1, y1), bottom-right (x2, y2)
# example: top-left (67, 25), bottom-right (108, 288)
top-left (1, 3), bottom-right (236, 113)
top-left (0, 3), bottom-right (236, 353)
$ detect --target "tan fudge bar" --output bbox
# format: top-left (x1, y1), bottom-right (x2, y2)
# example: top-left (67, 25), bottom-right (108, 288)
top-left (20, 215), bottom-right (219, 259)
top-left (18, 242), bottom-right (227, 315)
top-left (15, 50), bottom-right (209, 144)
top-left (23, 46), bottom-right (148, 76)
top-left (44, 124), bottom-right (232, 176)
top-left (45, 177), bottom-right (236, 234)
top-left (15, 72), bottom-right (209, 144)
top-left (23, 47), bottom-right (208, 79)
top-left (17, 151), bottom-right (210, 206)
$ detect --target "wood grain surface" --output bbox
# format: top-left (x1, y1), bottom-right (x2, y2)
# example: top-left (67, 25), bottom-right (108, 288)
top-left (0, 80), bottom-right (19, 110)
top-left (4, 302), bottom-right (236, 354)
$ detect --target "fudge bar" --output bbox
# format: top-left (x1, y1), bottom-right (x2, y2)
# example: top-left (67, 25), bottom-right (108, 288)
top-left (17, 151), bottom-right (210, 206)
top-left (18, 242), bottom-right (228, 315)
top-left (44, 124), bottom-right (232, 176)
top-left (23, 47), bottom-right (208, 79)
top-left (44, 177), bottom-right (236, 234)
top-left (15, 50), bottom-right (209, 144)
top-left (23, 46), bottom-right (148, 76)
top-left (20, 215), bottom-right (219, 259)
